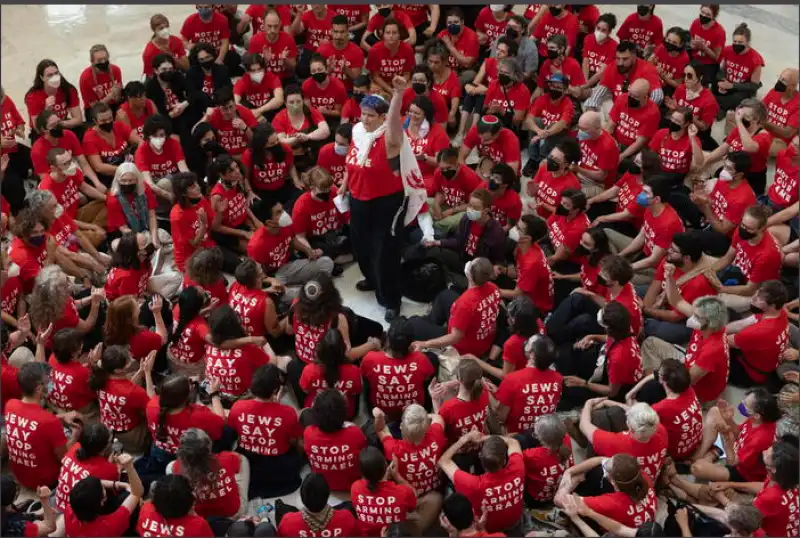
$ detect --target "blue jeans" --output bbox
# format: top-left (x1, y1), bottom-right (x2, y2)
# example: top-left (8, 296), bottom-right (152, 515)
top-left (643, 318), bottom-right (693, 345)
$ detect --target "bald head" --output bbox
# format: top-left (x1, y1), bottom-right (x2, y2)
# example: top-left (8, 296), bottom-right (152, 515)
top-left (779, 68), bottom-right (799, 94)
top-left (578, 111), bottom-right (602, 137)
top-left (629, 78), bottom-right (650, 101)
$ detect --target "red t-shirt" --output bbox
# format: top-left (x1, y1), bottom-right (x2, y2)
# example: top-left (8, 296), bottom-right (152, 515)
top-left (352, 479), bottom-right (417, 537)
top-left (292, 188), bottom-right (348, 238)
top-left (0, 357), bottom-right (20, 415)
top-left (317, 142), bottom-right (347, 187)
top-left (642, 204), bottom-right (684, 257)
top-left (134, 136), bottom-right (185, 179)
top-left (609, 94), bottom-right (661, 147)
top-left (449, 282), bottom-right (502, 357)
top-left (168, 314), bottom-right (210, 365)
top-left (523, 435), bottom-right (574, 502)
top-left (533, 10), bottom-right (579, 56)
top-left (299, 363), bottom-right (362, 417)
top-left (4, 399), bottom-right (67, 489)
top-left (9, 236), bottom-right (49, 294)
top-left (734, 310), bottom-right (790, 384)
top-left (762, 88), bottom-right (799, 144)
top-left (580, 259), bottom-right (609, 296)
top-left (65, 504), bottom-right (131, 537)
top-left (228, 399), bottom-right (302, 456)
top-left (652, 389), bottom-right (703, 460)
top-left (725, 127), bottom-right (773, 173)
top-left (173, 452), bottom-right (241, 518)
top-left (78, 64), bottom-right (123, 107)
top-left (137, 502), bottom-right (214, 537)
top-left (55, 443), bottom-right (119, 512)
top-left (180, 11), bottom-right (230, 52)
top-left (393, 4), bottom-right (429, 26)
top-left (583, 479), bottom-right (658, 528)
top-left (407, 122), bottom-right (450, 180)
top-left (708, 179), bottom-right (757, 234)
top-left (245, 4), bottom-right (292, 32)
top-left (146, 398), bottom-right (225, 454)
top-left (614, 172), bottom-right (646, 225)
top-left (1, 95), bottom-right (25, 154)
top-left (532, 167), bottom-right (581, 218)
top-left (594, 425), bottom-right (669, 482)
top-left (228, 282), bottom-right (272, 337)
top-left (118, 100), bottom-right (157, 138)
top-left (38, 170), bottom-right (83, 220)
top-left (648, 129), bottom-right (693, 173)
top-left (346, 133), bottom-right (403, 201)
top-left (233, 70), bottom-right (282, 108)
top-left (52, 297), bottom-right (81, 337)
top-left (106, 184), bottom-right (158, 233)
top-left (528, 94), bottom-right (575, 130)
top-left (299, 8), bottom-right (333, 51)
top-left (383, 422), bottom-right (447, 494)
top-left (247, 225), bottom-right (293, 272)
top-left (1, 275), bottom-right (21, 318)
top-left (170, 198), bottom-right (215, 272)
top-left (366, 41), bottom-right (416, 82)
top-left (205, 343), bottom-right (271, 396)
top-left (302, 76), bottom-right (348, 112)
top-left (279, 510), bottom-right (358, 537)
top-left (547, 213), bottom-right (590, 264)
top-left (432, 70), bottom-right (462, 107)
top-left (495, 368), bottom-right (564, 433)
top-left (361, 351), bottom-right (435, 417)
top-left (103, 264), bottom-right (149, 302)
top-left (600, 58), bottom-right (662, 99)
top-left (689, 19), bottom-right (726, 65)
top-left (502, 334), bottom-right (528, 372)
top-left (365, 11), bottom-right (414, 34)
top-left (210, 181), bottom-right (249, 227)
top-left (432, 164), bottom-right (482, 208)
top-left (734, 419), bottom-right (777, 482)
top-left (485, 81), bottom-right (530, 114)
top-left (650, 44), bottom-right (689, 82)
top-left (453, 452), bottom-right (525, 532)
top-left (475, 8), bottom-right (509, 46)
top-left (47, 356), bottom-right (94, 411)
top-left (537, 56), bottom-right (587, 89)
top-left (753, 481), bottom-right (800, 538)
top-left (437, 27), bottom-right (480, 69)
top-left (719, 45), bottom-right (764, 84)
top-left (98, 378), bottom-right (149, 432)
top-left (317, 41), bottom-right (365, 90)
top-left (731, 227), bottom-right (782, 283)
top-left (617, 13), bottom-right (664, 49)
top-left (582, 33), bottom-right (618, 75)
top-left (32, 129), bottom-right (84, 177)
top-left (208, 105), bottom-right (258, 156)
top-left (24, 86), bottom-right (80, 129)
top-left (769, 145), bottom-right (799, 208)
top-left (438, 390), bottom-right (490, 445)
top-left (579, 131), bottom-right (620, 188)
top-left (247, 31), bottom-right (298, 79)
top-left (684, 329), bottom-right (729, 403)
top-left (463, 126), bottom-right (521, 166)
top-left (487, 185), bottom-right (523, 227)
top-left (653, 260), bottom-right (717, 319)
top-left (304, 424), bottom-right (367, 491)
top-left (242, 145), bottom-right (294, 191)
top-left (673, 84), bottom-right (719, 128)
top-left (272, 107), bottom-right (325, 137)
top-left (142, 37), bottom-right (187, 77)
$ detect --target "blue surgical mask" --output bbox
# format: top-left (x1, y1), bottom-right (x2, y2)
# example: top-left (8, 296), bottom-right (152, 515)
top-left (334, 143), bottom-right (348, 156)
top-left (577, 130), bottom-right (591, 141)
top-left (636, 192), bottom-right (651, 207)
top-left (738, 402), bottom-right (750, 417)
top-left (466, 209), bottom-right (482, 221)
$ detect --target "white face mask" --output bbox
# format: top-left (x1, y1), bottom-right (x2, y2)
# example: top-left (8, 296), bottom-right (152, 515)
top-left (54, 204), bottom-right (65, 218)
top-left (250, 71), bottom-right (265, 84)
top-left (334, 143), bottom-right (349, 156)
top-left (686, 315), bottom-right (704, 330)
top-left (595, 30), bottom-right (608, 43)
top-left (596, 309), bottom-right (607, 328)
top-left (157, 27), bottom-right (171, 39)
top-left (466, 209), bottom-right (482, 221)
top-left (278, 211), bottom-right (293, 228)
top-left (490, 4), bottom-right (505, 12)
top-left (6, 263), bottom-right (20, 279)
top-left (46, 74), bottom-right (61, 89)
top-left (150, 136), bottom-right (166, 151)
top-left (719, 169), bottom-right (734, 182)
top-left (64, 162), bottom-right (78, 177)
top-left (508, 226), bottom-right (521, 242)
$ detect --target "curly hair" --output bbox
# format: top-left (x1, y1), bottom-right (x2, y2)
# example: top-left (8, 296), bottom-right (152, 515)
top-left (177, 429), bottom-right (219, 490)
top-left (294, 273), bottom-right (342, 327)
top-left (186, 247), bottom-right (224, 288)
top-left (11, 207), bottom-right (44, 239)
top-left (104, 296), bottom-right (139, 346)
top-left (29, 265), bottom-right (70, 332)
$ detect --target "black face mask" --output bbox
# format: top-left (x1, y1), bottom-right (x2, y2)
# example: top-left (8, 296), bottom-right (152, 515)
top-left (547, 49), bottom-right (560, 60)
top-left (699, 15), bottom-right (712, 25)
top-left (741, 118), bottom-right (751, 129)
top-left (628, 162), bottom-right (642, 175)
top-left (316, 191), bottom-right (331, 201)
top-left (158, 71), bottom-right (174, 83)
top-left (95, 61), bottom-right (110, 72)
top-left (637, 5), bottom-right (650, 16)
top-left (412, 82), bottom-right (427, 95)
top-left (750, 304), bottom-right (765, 315)
top-left (574, 244), bottom-right (591, 256)
top-left (221, 179), bottom-right (236, 190)
top-left (488, 179), bottom-right (500, 190)
top-left (548, 89), bottom-right (564, 100)
top-left (188, 196), bottom-right (203, 206)
top-left (667, 120), bottom-right (682, 133)
top-left (378, 8), bottom-right (391, 17)
top-left (120, 183), bottom-right (137, 195)
top-left (664, 42), bottom-right (681, 53)
top-left (506, 27), bottom-right (519, 40)
top-left (143, 243), bottom-right (156, 257)
top-left (498, 73), bottom-right (512, 86)
top-left (732, 44), bottom-right (746, 54)
top-left (549, 6), bottom-right (562, 16)
top-left (555, 205), bottom-right (570, 216)
top-left (311, 72), bottom-right (327, 84)
top-left (441, 168), bottom-right (457, 180)
top-left (628, 95), bottom-right (640, 108)
top-left (199, 60), bottom-right (215, 70)
top-left (202, 140), bottom-right (222, 155)
top-left (546, 157), bottom-right (560, 172)
top-left (353, 93), bottom-right (364, 104)
top-left (739, 227), bottom-right (757, 241)
top-left (775, 80), bottom-right (788, 93)
top-left (98, 122), bottom-right (114, 133)
top-left (49, 126), bottom-right (64, 138)
top-left (596, 274), bottom-right (610, 287)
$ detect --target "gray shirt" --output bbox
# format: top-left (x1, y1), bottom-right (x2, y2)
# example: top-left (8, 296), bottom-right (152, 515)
top-left (490, 36), bottom-right (539, 77)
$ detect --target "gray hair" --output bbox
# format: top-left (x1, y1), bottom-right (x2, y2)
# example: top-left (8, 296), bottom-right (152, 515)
top-left (739, 98), bottom-right (767, 123)
top-left (725, 504), bottom-right (763, 535)
top-left (626, 403), bottom-right (660, 440)
top-left (111, 162), bottom-right (145, 197)
top-left (534, 414), bottom-right (566, 448)
top-left (400, 404), bottom-right (430, 444)
top-left (177, 428), bottom-right (214, 487)
top-left (499, 57), bottom-right (523, 82)
top-left (24, 189), bottom-right (56, 216)
top-left (29, 265), bottom-right (70, 331)
top-left (693, 296), bottom-right (728, 332)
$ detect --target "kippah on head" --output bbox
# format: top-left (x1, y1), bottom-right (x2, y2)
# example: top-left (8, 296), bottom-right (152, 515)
top-left (479, 114), bottom-right (500, 126)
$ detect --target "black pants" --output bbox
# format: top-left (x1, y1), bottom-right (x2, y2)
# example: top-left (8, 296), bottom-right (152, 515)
top-left (349, 191), bottom-right (405, 310)
top-left (252, 182), bottom-right (303, 217)
top-left (2, 145), bottom-right (32, 213)
top-left (405, 288), bottom-right (459, 342)
top-left (746, 170), bottom-right (768, 197)
top-left (695, 229), bottom-right (732, 257)
top-left (728, 348), bottom-right (769, 389)
top-left (239, 448), bottom-right (304, 499)
top-left (308, 228), bottom-right (351, 261)
top-left (545, 292), bottom-right (601, 346)
top-left (286, 357), bottom-right (308, 405)
top-left (635, 379), bottom-right (667, 405)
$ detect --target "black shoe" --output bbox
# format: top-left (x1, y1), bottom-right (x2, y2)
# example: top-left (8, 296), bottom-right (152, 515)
top-left (356, 279), bottom-right (375, 292)
top-left (384, 307), bottom-right (400, 322)
top-left (332, 265), bottom-right (344, 277)
top-left (522, 158), bottom-right (537, 177)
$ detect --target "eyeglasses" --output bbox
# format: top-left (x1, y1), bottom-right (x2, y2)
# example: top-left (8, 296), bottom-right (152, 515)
top-left (684, 73), bottom-right (695, 80)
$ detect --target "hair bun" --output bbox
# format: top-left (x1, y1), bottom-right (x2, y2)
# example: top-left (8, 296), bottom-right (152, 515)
top-left (303, 280), bottom-right (322, 300)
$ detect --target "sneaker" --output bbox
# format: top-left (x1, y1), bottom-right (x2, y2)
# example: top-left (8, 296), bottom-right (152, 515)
top-left (356, 279), bottom-right (375, 292)
top-left (332, 265), bottom-right (344, 277)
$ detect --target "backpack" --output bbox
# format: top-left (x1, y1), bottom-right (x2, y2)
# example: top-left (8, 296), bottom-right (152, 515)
top-left (400, 257), bottom-right (447, 303)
